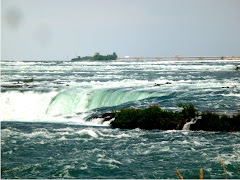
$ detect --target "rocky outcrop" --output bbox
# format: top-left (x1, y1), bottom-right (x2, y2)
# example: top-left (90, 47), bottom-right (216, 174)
top-left (23, 78), bottom-right (34, 83)
top-left (98, 104), bottom-right (240, 131)
top-left (2, 85), bottom-right (23, 88)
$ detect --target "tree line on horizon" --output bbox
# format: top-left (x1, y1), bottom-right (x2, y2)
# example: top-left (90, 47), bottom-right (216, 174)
top-left (71, 52), bottom-right (117, 61)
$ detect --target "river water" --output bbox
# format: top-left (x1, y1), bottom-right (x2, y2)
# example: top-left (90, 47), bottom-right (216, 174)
top-left (1, 59), bottom-right (240, 178)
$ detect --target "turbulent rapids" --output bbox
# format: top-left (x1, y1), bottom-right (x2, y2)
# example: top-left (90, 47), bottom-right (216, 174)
top-left (1, 59), bottom-right (240, 124)
top-left (1, 59), bottom-right (240, 178)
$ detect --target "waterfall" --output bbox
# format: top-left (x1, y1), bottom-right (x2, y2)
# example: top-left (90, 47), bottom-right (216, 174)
top-left (182, 118), bottom-right (198, 130)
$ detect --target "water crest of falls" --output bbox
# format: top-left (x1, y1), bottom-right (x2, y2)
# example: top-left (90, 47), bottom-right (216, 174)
top-left (182, 118), bottom-right (198, 130)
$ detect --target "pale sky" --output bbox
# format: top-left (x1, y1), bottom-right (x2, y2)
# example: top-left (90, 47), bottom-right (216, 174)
top-left (1, 0), bottom-right (240, 60)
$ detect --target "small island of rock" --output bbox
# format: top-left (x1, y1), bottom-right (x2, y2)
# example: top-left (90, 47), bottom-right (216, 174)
top-left (71, 52), bottom-right (118, 61)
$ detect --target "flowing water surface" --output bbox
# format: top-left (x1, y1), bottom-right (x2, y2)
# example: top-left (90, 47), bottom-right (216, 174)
top-left (1, 59), bottom-right (240, 178)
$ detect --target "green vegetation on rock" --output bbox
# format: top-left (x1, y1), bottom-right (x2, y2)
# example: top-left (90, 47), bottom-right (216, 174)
top-left (110, 103), bottom-right (199, 130)
top-left (71, 52), bottom-right (117, 61)
top-left (107, 103), bottom-right (240, 131)
top-left (191, 111), bottom-right (240, 131)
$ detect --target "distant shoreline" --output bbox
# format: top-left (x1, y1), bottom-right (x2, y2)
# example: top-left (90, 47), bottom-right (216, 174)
top-left (116, 56), bottom-right (240, 60)
top-left (1, 56), bottom-right (240, 61)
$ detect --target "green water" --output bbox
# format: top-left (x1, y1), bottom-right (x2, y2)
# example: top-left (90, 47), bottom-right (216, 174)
top-left (1, 122), bottom-right (240, 179)
top-left (1, 60), bottom-right (240, 178)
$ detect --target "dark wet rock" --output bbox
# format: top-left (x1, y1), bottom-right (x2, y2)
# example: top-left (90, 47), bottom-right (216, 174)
top-left (93, 112), bottom-right (115, 123)
top-left (235, 66), bottom-right (239, 71)
top-left (23, 78), bottom-right (34, 83)
top-left (2, 85), bottom-right (22, 88)
top-left (13, 82), bottom-right (21, 84)
top-left (154, 82), bottom-right (172, 86)
top-left (154, 83), bottom-right (163, 86)
top-left (56, 82), bottom-right (65, 84)
top-left (222, 86), bottom-right (230, 88)
top-left (65, 116), bottom-right (72, 119)
top-left (66, 84), bottom-right (69, 86)
top-left (28, 85), bottom-right (37, 88)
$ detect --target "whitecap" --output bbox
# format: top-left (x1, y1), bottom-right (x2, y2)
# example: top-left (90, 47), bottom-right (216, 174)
top-left (76, 129), bottom-right (98, 138)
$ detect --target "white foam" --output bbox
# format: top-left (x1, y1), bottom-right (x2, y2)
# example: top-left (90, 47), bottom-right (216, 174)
top-left (182, 119), bottom-right (198, 130)
top-left (27, 129), bottom-right (55, 139)
top-left (76, 129), bottom-right (98, 138)
top-left (0, 91), bottom-right (57, 121)
top-left (97, 131), bottom-right (131, 139)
